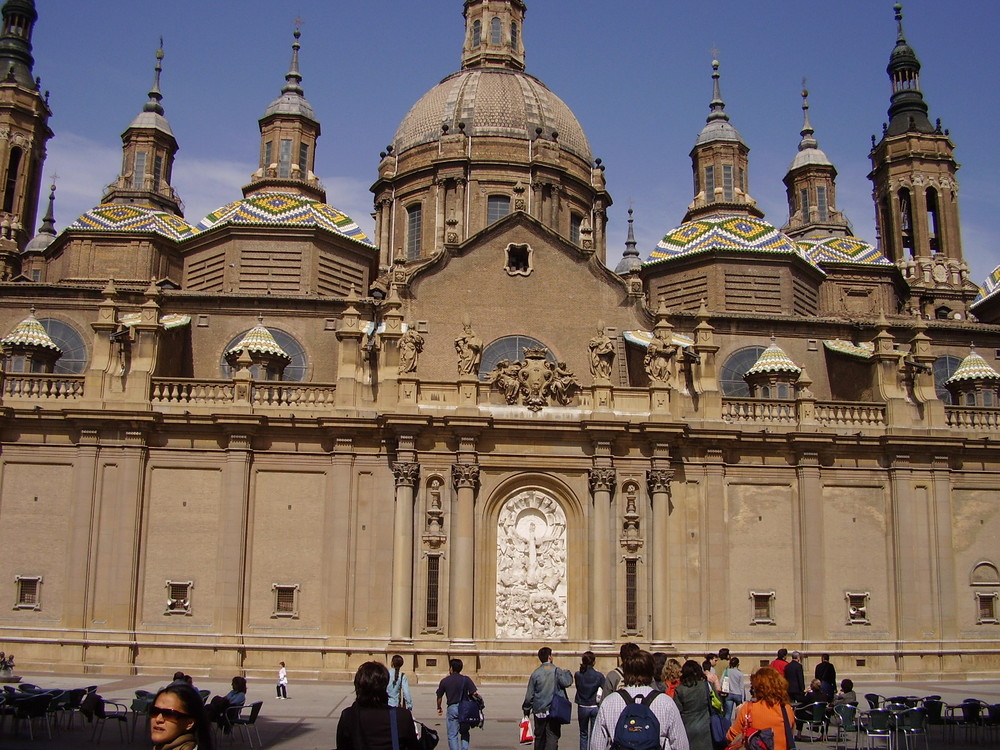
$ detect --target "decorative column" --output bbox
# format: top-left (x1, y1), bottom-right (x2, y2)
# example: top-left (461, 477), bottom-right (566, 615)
top-left (589, 466), bottom-right (616, 645)
top-left (449, 462), bottom-right (479, 645)
top-left (794, 451), bottom-right (823, 640)
top-left (390, 461), bottom-right (420, 643)
top-left (647, 467), bottom-right (674, 647)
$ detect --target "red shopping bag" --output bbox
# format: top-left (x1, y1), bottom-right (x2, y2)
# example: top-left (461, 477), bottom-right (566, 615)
top-left (519, 716), bottom-right (534, 744)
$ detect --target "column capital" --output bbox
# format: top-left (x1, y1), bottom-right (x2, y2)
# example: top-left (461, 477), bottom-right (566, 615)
top-left (589, 467), bottom-right (617, 493)
top-left (451, 463), bottom-right (480, 490)
top-left (646, 468), bottom-right (674, 495)
top-left (392, 462), bottom-right (421, 488)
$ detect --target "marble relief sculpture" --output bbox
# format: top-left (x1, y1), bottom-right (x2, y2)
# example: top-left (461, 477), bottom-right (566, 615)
top-left (495, 490), bottom-right (567, 639)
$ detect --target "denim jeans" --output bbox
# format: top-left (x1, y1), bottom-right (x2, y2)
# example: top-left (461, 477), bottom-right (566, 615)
top-left (725, 696), bottom-right (742, 721)
top-left (577, 705), bottom-right (598, 750)
top-left (446, 703), bottom-right (470, 750)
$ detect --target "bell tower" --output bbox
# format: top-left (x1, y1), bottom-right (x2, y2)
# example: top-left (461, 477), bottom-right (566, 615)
top-left (461, 0), bottom-right (526, 71)
top-left (0, 0), bottom-right (51, 249)
top-left (868, 4), bottom-right (977, 318)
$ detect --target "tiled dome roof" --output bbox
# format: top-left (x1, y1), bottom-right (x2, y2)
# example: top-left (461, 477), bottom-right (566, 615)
top-left (972, 265), bottom-right (1000, 307)
top-left (226, 323), bottom-right (291, 360)
top-left (745, 342), bottom-right (802, 376)
top-left (945, 350), bottom-right (1000, 384)
top-left (70, 204), bottom-right (196, 241)
top-left (393, 68), bottom-right (592, 162)
top-left (1, 313), bottom-right (61, 351)
top-left (196, 193), bottom-right (372, 245)
top-left (797, 236), bottom-right (890, 266)
top-left (646, 215), bottom-right (803, 265)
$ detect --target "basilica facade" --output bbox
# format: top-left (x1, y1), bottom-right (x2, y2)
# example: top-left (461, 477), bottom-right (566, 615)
top-left (0, 0), bottom-right (998, 682)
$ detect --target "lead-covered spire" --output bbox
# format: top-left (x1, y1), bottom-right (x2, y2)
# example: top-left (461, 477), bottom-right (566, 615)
top-left (884, 3), bottom-right (932, 135)
top-left (0, 0), bottom-right (37, 88)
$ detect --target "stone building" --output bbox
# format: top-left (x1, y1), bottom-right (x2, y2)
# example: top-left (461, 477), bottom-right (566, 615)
top-left (0, 0), bottom-right (998, 682)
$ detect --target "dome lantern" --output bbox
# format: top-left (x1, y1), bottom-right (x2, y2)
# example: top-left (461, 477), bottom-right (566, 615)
top-left (461, 0), bottom-right (526, 72)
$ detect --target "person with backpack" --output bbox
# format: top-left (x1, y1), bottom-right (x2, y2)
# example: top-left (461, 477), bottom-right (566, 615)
top-left (522, 646), bottom-right (574, 750)
top-left (436, 658), bottom-right (479, 750)
top-left (725, 667), bottom-right (796, 750)
top-left (590, 649), bottom-right (689, 750)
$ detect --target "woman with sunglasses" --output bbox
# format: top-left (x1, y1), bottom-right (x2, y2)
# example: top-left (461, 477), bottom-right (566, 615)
top-left (149, 681), bottom-right (214, 750)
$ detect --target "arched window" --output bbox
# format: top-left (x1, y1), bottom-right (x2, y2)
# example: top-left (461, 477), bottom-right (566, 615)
top-left (898, 188), bottom-right (913, 253)
top-left (479, 335), bottom-right (553, 381)
top-left (3, 146), bottom-right (22, 213)
top-left (720, 346), bottom-right (766, 397)
top-left (510, 21), bottom-right (519, 49)
top-left (487, 194), bottom-right (510, 224)
top-left (406, 204), bottom-right (423, 260)
top-left (933, 354), bottom-right (961, 404)
top-left (472, 19), bottom-right (481, 47)
top-left (926, 187), bottom-right (940, 253)
top-left (38, 318), bottom-right (88, 374)
top-left (219, 328), bottom-right (307, 382)
top-left (490, 17), bottom-right (502, 45)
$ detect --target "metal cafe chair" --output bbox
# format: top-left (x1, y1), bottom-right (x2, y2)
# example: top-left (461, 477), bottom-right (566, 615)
top-left (858, 708), bottom-right (893, 750)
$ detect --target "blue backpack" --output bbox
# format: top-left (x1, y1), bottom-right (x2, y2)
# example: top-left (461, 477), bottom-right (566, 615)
top-left (611, 689), bottom-right (662, 750)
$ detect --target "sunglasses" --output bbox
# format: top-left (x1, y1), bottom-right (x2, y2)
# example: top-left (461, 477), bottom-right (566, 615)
top-left (149, 705), bottom-right (191, 721)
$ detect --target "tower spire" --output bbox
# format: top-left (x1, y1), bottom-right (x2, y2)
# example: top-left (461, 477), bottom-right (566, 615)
top-left (0, 0), bottom-right (37, 87)
top-left (884, 2), bottom-right (932, 135)
top-left (143, 38), bottom-right (164, 115)
top-left (282, 26), bottom-right (304, 96)
top-left (614, 207), bottom-right (642, 275)
top-left (798, 85), bottom-right (818, 151)
top-left (706, 57), bottom-right (729, 123)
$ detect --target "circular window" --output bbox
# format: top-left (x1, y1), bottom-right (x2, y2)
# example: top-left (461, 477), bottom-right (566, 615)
top-left (720, 346), bottom-right (766, 397)
top-left (219, 328), bottom-right (307, 382)
top-left (933, 355), bottom-right (961, 405)
top-left (479, 335), bottom-right (554, 381)
top-left (38, 318), bottom-right (88, 374)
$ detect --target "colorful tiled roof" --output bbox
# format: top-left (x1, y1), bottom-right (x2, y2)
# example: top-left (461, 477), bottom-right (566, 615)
top-left (196, 192), bottom-right (372, 245)
top-left (70, 204), bottom-right (196, 241)
top-left (972, 265), bottom-right (1000, 307)
top-left (226, 324), bottom-right (291, 360)
top-left (823, 339), bottom-right (875, 360)
top-left (944, 350), bottom-right (1000, 384)
top-left (745, 342), bottom-right (802, 376)
top-left (623, 330), bottom-right (695, 349)
top-left (1, 314), bottom-right (61, 351)
top-left (646, 216), bottom-right (805, 265)
top-left (797, 236), bottom-right (890, 266)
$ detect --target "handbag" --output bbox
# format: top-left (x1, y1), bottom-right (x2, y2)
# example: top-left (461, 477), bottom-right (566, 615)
top-left (549, 692), bottom-right (572, 724)
top-left (417, 722), bottom-right (440, 750)
top-left (707, 682), bottom-right (732, 750)
top-left (518, 716), bottom-right (535, 744)
top-left (721, 669), bottom-right (731, 694)
top-left (457, 678), bottom-right (485, 729)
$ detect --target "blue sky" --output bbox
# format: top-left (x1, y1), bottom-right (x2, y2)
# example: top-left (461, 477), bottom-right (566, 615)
top-left (31, 0), bottom-right (1000, 286)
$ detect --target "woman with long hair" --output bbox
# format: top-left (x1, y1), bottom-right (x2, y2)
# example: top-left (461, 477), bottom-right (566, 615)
top-left (337, 661), bottom-right (421, 750)
top-left (726, 667), bottom-right (795, 750)
top-left (662, 658), bottom-right (683, 699)
top-left (672, 659), bottom-right (715, 750)
top-left (387, 654), bottom-right (413, 710)
top-left (574, 650), bottom-right (603, 750)
top-left (149, 681), bottom-right (214, 750)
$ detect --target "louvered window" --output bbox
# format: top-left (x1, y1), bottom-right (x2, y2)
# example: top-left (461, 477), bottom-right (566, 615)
top-left (273, 584), bottom-right (299, 618)
top-left (15, 575), bottom-right (41, 610)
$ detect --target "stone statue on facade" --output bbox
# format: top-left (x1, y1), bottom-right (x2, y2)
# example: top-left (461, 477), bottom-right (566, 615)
top-left (546, 361), bottom-right (580, 405)
top-left (398, 327), bottom-right (424, 374)
top-left (588, 321), bottom-right (615, 380)
top-left (488, 358), bottom-right (522, 403)
top-left (644, 328), bottom-right (676, 384)
top-left (454, 318), bottom-right (482, 376)
top-left (485, 348), bottom-right (580, 410)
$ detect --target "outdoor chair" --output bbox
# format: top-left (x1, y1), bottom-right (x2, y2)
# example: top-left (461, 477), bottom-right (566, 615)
top-left (859, 708), bottom-right (893, 750)
top-left (795, 701), bottom-right (828, 741)
top-left (63, 686), bottom-right (89, 730)
top-left (829, 703), bottom-right (857, 749)
top-left (984, 704), bottom-right (1000, 743)
top-left (130, 689), bottom-right (155, 740)
top-left (90, 699), bottom-right (129, 743)
top-left (864, 693), bottom-right (885, 710)
top-left (44, 689), bottom-right (71, 731)
top-left (229, 701), bottom-right (264, 748)
top-left (11, 692), bottom-right (53, 740)
top-left (895, 707), bottom-right (928, 750)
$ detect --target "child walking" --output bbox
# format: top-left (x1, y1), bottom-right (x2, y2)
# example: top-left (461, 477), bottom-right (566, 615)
top-left (277, 661), bottom-right (289, 699)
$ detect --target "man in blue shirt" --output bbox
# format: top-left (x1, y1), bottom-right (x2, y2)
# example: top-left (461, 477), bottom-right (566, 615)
top-left (436, 658), bottom-right (478, 750)
top-left (522, 646), bottom-right (574, 750)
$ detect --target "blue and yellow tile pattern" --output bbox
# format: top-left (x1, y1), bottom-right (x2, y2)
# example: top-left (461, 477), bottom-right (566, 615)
top-left (646, 216), bottom-right (801, 265)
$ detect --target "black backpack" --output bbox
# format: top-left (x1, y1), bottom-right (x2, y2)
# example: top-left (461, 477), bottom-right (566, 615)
top-left (611, 689), bottom-right (662, 750)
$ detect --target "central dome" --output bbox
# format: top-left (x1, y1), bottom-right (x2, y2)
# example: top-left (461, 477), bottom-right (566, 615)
top-left (393, 68), bottom-right (592, 163)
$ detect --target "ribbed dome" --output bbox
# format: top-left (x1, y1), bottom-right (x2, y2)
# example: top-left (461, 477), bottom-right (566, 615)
top-left (393, 68), bottom-right (592, 162)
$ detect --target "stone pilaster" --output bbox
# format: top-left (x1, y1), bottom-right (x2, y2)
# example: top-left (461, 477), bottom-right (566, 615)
top-left (647, 467), bottom-right (674, 646)
top-left (390, 461), bottom-right (420, 643)
top-left (589, 466), bottom-right (616, 645)
top-left (449, 462), bottom-right (479, 644)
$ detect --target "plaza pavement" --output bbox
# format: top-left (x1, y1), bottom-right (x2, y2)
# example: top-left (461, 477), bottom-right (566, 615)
top-left (2, 670), bottom-right (998, 749)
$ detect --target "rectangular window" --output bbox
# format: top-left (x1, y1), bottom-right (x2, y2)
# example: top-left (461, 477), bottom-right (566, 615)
top-left (800, 188), bottom-right (810, 218)
top-left (977, 592), bottom-right (998, 624)
top-left (817, 186), bottom-right (829, 222)
top-left (487, 194), bottom-right (511, 224)
top-left (272, 583), bottom-right (299, 618)
top-left (278, 139), bottom-right (292, 178)
top-left (750, 591), bottom-right (775, 624)
top-left (406, 204), bottom-right (423, 260)
top-left (624, 558), bottom-right (638, 632)
top-left (132, 152), bottom-right (147, 189)
top-left (15, 575), bottom-right (41, 610)
top-left (426, 555), bottom-right (440, 629)
top-left (570, 214), bottom-right (583, 245)
top-left (722, 164), bottom-right (734, 202)
top-left (298, 143), bottom-right (309, 173)
top-left (153, 155), bottom-right (163, 189)
top-left (264, 141), bottom-right (273, 167)
top-left (846, 592), bottom-right (870, 624)
top-left (704, 165), bottom-right (715, 198)
top-left (165, 580), bottom-right (192, 615)
top-left (739, 167), bottom-right (746, 192)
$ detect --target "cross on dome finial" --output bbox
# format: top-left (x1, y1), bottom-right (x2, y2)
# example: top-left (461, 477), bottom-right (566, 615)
top-left (894, 3), bottom-right (905, 42)
top-left (143, 38), bottom-right (165, 115)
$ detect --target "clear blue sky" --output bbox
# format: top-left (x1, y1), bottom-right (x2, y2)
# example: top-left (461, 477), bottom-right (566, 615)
top-left (31, 0), bottom-right (1000, 287)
